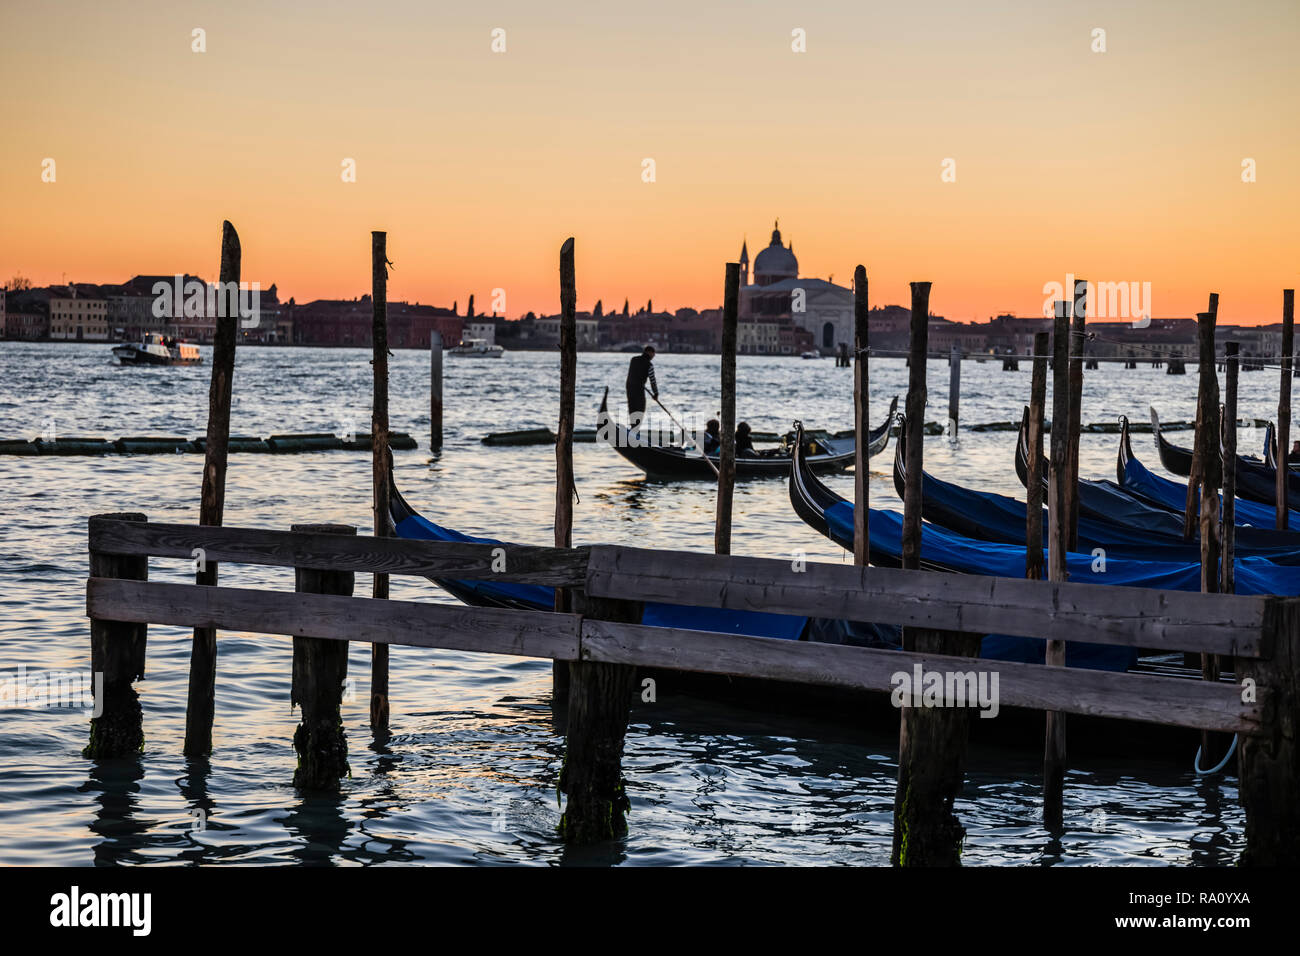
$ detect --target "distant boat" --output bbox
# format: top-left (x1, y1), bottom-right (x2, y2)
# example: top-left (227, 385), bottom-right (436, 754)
top-left (446, 337), bottom-right (504, 358)
top-left (800, 350), bottom-right (821, 360)
top-left (111, 333), bottom-right (202, 367)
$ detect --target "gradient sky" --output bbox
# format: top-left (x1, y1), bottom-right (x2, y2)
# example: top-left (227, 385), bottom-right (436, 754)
top-left (2, 0), bottom-right (1297, 321)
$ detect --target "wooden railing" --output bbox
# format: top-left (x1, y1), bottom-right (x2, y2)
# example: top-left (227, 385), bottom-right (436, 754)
top-left (83, 514), bottom-right (1300, 864)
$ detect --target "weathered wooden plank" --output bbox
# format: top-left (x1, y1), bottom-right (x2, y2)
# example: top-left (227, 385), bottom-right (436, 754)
top-left (579, 620), bottom-right (1263, 733)
top-left (584, 545), bottom-right (1269, 657)
top-left (89, 519), bottom-right (590, 586)
top-left (87, 578), bottom-right (582, 660)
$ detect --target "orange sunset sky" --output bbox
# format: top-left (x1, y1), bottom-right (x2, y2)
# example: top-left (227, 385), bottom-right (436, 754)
top-left (1, 0), bottom-right (1297, 322)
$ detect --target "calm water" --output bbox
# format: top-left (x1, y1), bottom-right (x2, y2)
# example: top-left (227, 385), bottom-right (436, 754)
top-left (0, 341), bottom-right (1287, 866)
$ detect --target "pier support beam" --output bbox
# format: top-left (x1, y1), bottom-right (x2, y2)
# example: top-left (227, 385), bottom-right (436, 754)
top-left (892, 281), bottom-right (980, 867)
top-left (1238, 598), bottom-right (1300, 865)
top-left (85, 512), bottom-right (149, 759)
top-left (560, 595), bottom-right (640, 844)
top-left (291, 523), bottom-right (356, 790)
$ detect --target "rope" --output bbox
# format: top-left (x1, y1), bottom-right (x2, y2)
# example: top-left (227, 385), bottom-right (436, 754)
top-left (1194, 733), bottom-right (1238, 776)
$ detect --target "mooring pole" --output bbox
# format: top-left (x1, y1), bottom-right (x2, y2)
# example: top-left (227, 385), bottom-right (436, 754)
top-left (183, 220), bottom-right (239, 758)
top-left (430, 330), bottom-right (443, 453)
top-left (1222, 342), bottom-right (1239, 596)
top-left (553, 238), bottom-right (577, 703)
top-left (947, 344), bottom-right (960, 439)
top-left (714, 262), bottom-right (740, 555)
top-left (892, 280), bottom-right (980, 867)
top-left (1194, 310), bottom-right (1224, 764)
top-left (1278, 290), bottom-right (1294, 531)
top-left (1043, 299), bottom-right (1071, 832)
top-left (900, 283), bottom-right (929, 579)
top-left (853, 265), bottom-right (869, 565)
top-left (85, 512), bottom-right (148, 758)
top-left (370, 230), bottom-right (391, 733)
top-left (291, 523), bottom-right (356, 790)
top-left (1026, 330), bottom-right (1050, 581)
top-left (1066, 279), bottom-right (1086, 550)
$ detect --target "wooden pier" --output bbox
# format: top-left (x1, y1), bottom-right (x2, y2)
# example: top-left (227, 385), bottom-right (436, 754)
top-left (83, 513), bottom-right (1300, 864)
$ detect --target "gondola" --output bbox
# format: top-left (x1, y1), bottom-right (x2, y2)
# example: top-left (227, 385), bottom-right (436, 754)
top-left (597, 389), bottom-right (894, 480)
top-left (1117, 414), bottom-right (1300, 531)
top-left (1013, 408), bottom-right (1202, 539)
top-left (390, 468), bottom-right (873, 647)
top-left (1151, 407), bottom-right (1300, 509)
top-left (791, 418), bottom-right (1300, 596)
top-left (895, 416), bottom-right (1300, 564)
top-left (1262, 421), bottom-right (1300, 474)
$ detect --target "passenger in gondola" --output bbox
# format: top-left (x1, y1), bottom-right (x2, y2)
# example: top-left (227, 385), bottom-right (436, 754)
top-left (736, 421), bottom-right (757, 457)
top-left (625, 345), bottom-right (658, 428)
top-left (1290, 439), bottom-right (1300, 464)
top-left (702, 419), bottom-right (721, 455)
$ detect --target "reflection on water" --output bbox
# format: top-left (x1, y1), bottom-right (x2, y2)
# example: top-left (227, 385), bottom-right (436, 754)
top-left (0, 343), bottom-right (1272, 864)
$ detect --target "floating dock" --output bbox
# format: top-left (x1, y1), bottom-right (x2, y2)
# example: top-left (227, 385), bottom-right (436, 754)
top-left (0, 432), bottom-right (418, 456)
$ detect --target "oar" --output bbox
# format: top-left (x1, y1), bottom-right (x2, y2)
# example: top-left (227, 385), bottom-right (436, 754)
top-left (646, 389), bottom-right (720, 478)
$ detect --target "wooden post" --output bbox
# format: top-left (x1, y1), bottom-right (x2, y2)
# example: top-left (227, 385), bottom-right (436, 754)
top-left (1185, 293), bottom-right (1220, 540)
top-left (892, 281), bottom-right (981, 866)
top-left (1195, 311), bottom-right (1223, 762)
top-left (1278, 290), bottom-right (1294, 530)
top-left (84, 513), bottom-right (148, 758)
top-left (561, 593), bottom-right (641, 843)
top-left (430, 330), bottom-right (443, 452)
top-left (554, 238), bottom-right (577, 701)
top-left (1043, 299), bottom-right (1071, 831)
top-left (183, 220), bottom-right (239, 757)
top-left (369, 231), bottom-right (392, 733)
top-left (1026, 331), bottom-right (1050, 581)
top-left (1066, 279), bottom-right (1086, 550)
top-left (900, 282), bottom-right (930, 576)
top-left (947, 344), bottom-right (961, 439)
top-left (1238, 597), bottom-right (1300, 865)
top-left (1222, 342), bottom-right (1239, 597)
top-left (291, 523), bottom-right (355, 790)
top-left (714, 262), bottom-right (740, 555)
top-left (853, 265), bottom-right (869, 565)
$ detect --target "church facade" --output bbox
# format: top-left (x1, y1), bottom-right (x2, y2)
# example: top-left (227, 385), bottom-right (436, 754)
top-left (738, 222), bottom-right (854, 355)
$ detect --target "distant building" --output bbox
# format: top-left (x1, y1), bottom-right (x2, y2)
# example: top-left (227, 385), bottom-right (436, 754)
top-left (291, 296), bottom-right (461, 348)
top-left (49, 285), bottom-right (109, 340)
top-left (737, 223), bottom-right (855, 355)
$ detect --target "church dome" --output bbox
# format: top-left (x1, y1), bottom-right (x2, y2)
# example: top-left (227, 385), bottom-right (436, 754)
top-left (753, 222), bottom-right (797, 284)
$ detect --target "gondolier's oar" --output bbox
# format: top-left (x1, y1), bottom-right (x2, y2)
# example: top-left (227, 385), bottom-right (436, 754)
top-left (646, 388), bottom-right (720, 478)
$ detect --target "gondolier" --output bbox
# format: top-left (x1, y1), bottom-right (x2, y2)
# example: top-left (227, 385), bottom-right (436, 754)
top-left (626, 345), bottom-right (658, 421)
